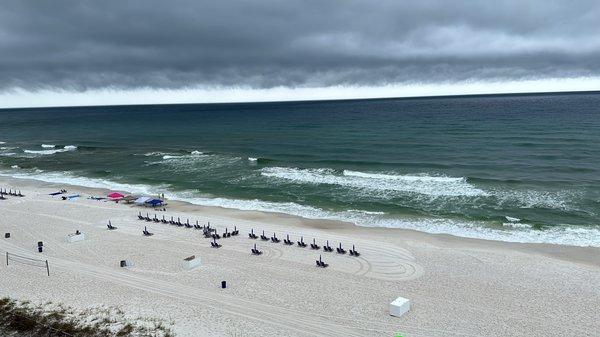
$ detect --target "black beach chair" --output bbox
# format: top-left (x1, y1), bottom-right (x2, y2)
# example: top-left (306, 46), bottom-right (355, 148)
top-left (283, 234), bottom-right (294, 245)
top-left (271, 232), bottom-right (280, 243)
top-left (324, 240), bottom-right (333, 252)
top-left (248, 229), bottom-right (258, 239)
top-left (336, 243), bottom-right (347, 254)
top-left (153, 214), bottom-right (159, 222)
top-left (169, 216), bottom-right (175, 225)
top-left (316, 255), bottom-right (328, 268)
top-left (349, 245), bottom-right (360, 256)
top-left (142, 226), bottom-right (154, 236)
top-left (232, 226), bottom-right (239, 236)
top-left (176, 217), bottom-right (183, 226)
top-left (107, 221), bottom-right (118, 230)
top-left (138, 212), bottom-right (144, 220)
top-left (310, 238), bottom-right (320, 250)
top-left (251, 243), bottom-right (263, 255)
top-left (144, 213), bottom-right (152, 222)
top-left (17, 190), bottom-right (24, 197)
top-left (297, 236), bottom-right (307, 247)
top-left (260, 230), bottom-right (269, 241)
top-left (210, 238), bottom-right (221, 248)
top-left (223, 228), bottom-right (231, 238)
top-left (185, 219), bottom-right (192, 228)
top-left (211, 230), bottom-right (221, 240)
top-left (161, 215), bottom-right (168, 224)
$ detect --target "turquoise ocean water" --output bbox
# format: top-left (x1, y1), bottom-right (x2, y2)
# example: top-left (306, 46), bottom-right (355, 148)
top-left (1, 92), bottom-right (599, 246)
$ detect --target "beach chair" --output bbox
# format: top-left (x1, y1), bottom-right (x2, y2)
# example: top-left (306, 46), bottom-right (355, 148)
top-left (223, 228), bottom-right (231, 238)
top-left (153, 214), bottom-right (159, 222)
top-left (17, 190), bottom-right (24, 197)
top-left (210, 238), bottom-right (221, 248)
top-left (107, 221), bottom-right (118, 230)
top-left (324, 240), bottom-right (333, 252)
top-left (297, 237), bottom-right (307, 247)
top-left (176, 217), bottom-right (183, 226)
top-left (142, 226), bottom-right (154, 236)
top-left (169, 216), bottom-right (175, 225)
top-left (336, 243), bottom-right (347, 254)
top-left (212, 231), bottom-right (221, 239)
top-left (248, 229), bottom-right (258, 239)
top-left (144, 213), bottom-right (152, 222)
top-left (260, 230), bottom-right (269, 241)
top-left (185, 219), bottom-right (192, 228)
top-left (310, 238), bottom-right (320, 250)
top-left (349, 245), bottom-right (360, 256)
top-left (316, 255), bottom-right (328, 268)
top-left (232, 226), bottom-right (239, 236)
top-left (138, 212), bottom-right (144, 220)
top-left (161, 215), bottom-right (168, 224)
top-left (251, 243), bottom-right (263, 255)
top-left (283, 234), bottom-right (294, 245)
top-left (271, 233), bottom-right (280, 243)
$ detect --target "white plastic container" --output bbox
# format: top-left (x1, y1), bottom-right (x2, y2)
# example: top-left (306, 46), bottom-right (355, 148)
top-left (389, 297), bottom-right (411, 317)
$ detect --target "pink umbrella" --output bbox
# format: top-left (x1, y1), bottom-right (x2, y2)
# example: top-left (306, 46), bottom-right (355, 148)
top-left (107, 192), bottom-right (124, 199)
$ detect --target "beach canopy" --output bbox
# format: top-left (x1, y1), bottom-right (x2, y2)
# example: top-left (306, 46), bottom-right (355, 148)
top-left (134, 196), bottom-right (152, 205)
top-left (146, 199), bottom-right (164, 206)
top-left (107, 192), bottom-right (124, 199)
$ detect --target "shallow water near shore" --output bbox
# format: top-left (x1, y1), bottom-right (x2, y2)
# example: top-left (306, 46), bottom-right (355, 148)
top-left (1, 92), bottom-right (600, 246)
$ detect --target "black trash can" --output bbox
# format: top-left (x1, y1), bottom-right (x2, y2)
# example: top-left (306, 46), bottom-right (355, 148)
top-left (4, 233), bottom-right (9, 238)
top-left (38, 246), bottom-right (43, 253)
top-left (37, 241), bottom-right (43, 247)
top-left (221, 281), bottom-right (226, 289)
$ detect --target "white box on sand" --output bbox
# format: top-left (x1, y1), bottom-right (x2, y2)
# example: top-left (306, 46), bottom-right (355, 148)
top-left (182, 255), bottom-right (201, 270)
top-left (67, 233), bottom-right (85, 243)
top-left (389, 297), bottom-right (411, 317)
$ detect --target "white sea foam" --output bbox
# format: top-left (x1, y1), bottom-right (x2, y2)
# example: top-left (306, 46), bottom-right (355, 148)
top-left (248, 157), bottom-right (258, 162)
top-left (41, 144), bottom-right (56, 148)
top-left (505, 216), bottom-right (521, 222)
top-left (0, 170), bottom-right (163, 196)
top-left (0, 141), bottom-right (5, 144)
top-left (502, 222), bottom-right (532, 229)
top-left (23, 145), bottom-right (77, 155)
top-left (10, 165), bottom-right (19, 169)
top-left (1, 169), bottom-right (598, 247)
top-left (0, 153), bottom-right (16, 157)
top-left (261, 167), bottom-right (486, 197)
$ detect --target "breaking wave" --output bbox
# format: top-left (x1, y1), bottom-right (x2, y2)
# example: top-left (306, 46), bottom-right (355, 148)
top-left (23, 145), bottom-right (77, 155)
top-left (261, 167), bottom-right (486, 197)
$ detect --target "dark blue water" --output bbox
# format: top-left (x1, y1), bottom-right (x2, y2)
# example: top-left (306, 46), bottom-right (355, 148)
top-left (1, 92), bottom-right (599, 246)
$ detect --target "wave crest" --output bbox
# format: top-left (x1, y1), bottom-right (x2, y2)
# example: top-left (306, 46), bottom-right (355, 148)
top-left (23, 145), bottom-right (77, 155)
top-left (261, 167), bottom-right (486, 197)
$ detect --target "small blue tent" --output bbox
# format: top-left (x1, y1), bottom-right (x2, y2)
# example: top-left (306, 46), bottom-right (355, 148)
top-left (146, 199), bottom-right (164, 206)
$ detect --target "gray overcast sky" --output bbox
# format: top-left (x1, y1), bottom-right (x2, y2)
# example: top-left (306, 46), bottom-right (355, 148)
top-left (1, 0), bottom-right (600, 105)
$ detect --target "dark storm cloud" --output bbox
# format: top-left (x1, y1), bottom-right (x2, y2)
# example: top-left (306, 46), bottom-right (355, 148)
top-left (1, 0), bottom-right (599, 91)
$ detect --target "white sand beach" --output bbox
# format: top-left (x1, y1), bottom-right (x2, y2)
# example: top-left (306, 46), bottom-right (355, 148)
top-left (0, 176), bottom-right (599, 337)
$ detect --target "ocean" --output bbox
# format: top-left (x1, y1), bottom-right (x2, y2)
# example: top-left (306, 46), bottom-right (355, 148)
top-left (1, 92), bottom-right (599, 246)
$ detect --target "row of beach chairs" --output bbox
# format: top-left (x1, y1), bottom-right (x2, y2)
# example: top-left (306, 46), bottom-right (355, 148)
top-left (0, 188), bottom-right (24, 198)
top-left (248, 229), bottom-right (360, 256)
top-left (137, 213), bottom-right (240, 237)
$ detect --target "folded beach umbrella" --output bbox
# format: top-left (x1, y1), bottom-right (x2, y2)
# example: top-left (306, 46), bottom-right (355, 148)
top-left (107, 192), bottom-right (125, 200)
